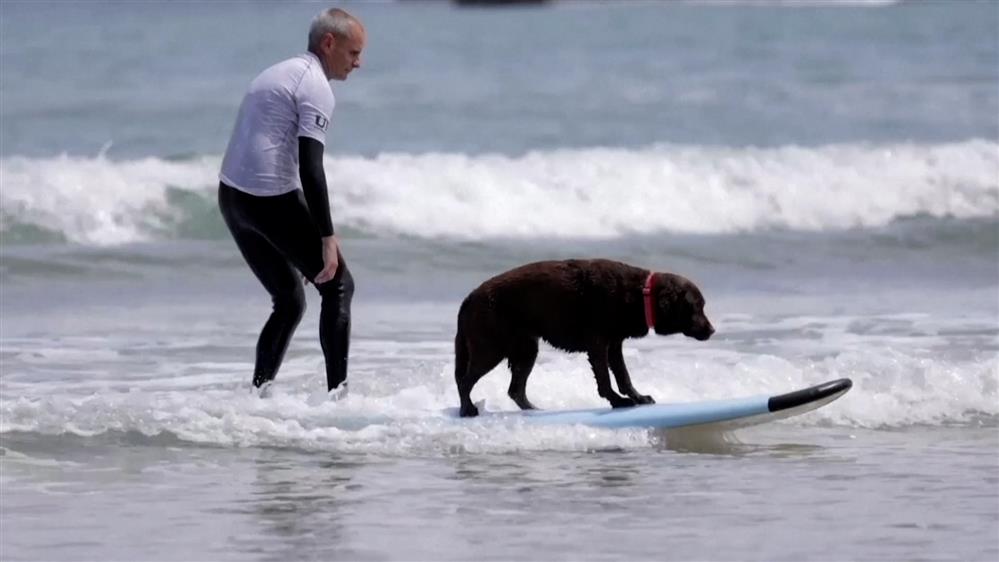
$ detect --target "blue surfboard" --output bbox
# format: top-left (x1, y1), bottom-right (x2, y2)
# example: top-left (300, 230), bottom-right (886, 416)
top-left (464, 378), bottom-right (852, 430)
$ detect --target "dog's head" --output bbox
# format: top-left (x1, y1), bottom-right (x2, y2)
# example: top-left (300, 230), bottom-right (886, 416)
top-left (653, 273), bottom-right (714, 341)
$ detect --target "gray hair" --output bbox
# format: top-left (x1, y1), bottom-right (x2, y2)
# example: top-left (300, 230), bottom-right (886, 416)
top-left (308, 8), bottom-right (358, 52)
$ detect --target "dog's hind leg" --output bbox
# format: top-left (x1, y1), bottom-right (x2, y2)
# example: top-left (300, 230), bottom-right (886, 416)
top-left (608, 340), bottom-right (655, 405)
top-left (588, 343), bottom-right (636, 409)
top-left (507, 338), bottom-right (539, 411)
top-left (455, 332), bottom-right (476, 417)
top-left (458, 343), bottom-right (504, 418)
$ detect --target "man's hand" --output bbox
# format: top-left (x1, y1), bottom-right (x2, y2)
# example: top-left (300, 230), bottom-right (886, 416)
top-left (314, 235), bottom-right (340, 284)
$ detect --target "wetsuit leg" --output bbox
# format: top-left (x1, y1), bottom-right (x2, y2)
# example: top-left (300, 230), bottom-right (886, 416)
top-left (218, 183), bottom-right (354, 392)
top-left (218, 184), bottom-right (306, 388)
top-left (317, 261), bottom-right (354, 391)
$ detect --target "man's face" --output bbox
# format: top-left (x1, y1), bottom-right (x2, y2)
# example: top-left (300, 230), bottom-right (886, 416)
top-left (321, 23), bottom-right (365, 81)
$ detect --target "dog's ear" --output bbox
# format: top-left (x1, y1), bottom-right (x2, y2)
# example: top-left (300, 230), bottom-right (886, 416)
top-left (683, 283), bottom-right (706, 311)
top-left (656, 274), bottom-right (680, 309)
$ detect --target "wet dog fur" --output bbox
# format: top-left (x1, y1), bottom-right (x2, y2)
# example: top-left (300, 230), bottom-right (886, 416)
top-left (454, 259), bottom-right (714, 417)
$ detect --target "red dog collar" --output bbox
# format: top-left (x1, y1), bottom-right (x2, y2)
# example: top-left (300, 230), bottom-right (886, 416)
top-left (643, 272), bottom-right (656, 330)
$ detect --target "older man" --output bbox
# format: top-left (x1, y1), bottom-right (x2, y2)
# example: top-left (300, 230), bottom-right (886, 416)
top-left (218, 8), bottom-right (365, 399)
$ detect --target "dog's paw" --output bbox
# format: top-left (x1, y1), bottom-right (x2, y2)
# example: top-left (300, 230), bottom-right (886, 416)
top-left (636, 395), bottom-right (655, 405)
top-left (459, 403), bottom-right (480, 417)
top-left (610, 397), bottom-right (637, 409)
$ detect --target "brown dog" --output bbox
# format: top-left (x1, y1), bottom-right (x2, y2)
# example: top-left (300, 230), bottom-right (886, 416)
top-left (454, 259), bottom-right (714, 417)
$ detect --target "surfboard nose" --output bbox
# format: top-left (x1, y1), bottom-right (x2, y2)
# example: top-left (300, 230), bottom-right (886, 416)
top-left (767, 378), bottom-right (853, 413)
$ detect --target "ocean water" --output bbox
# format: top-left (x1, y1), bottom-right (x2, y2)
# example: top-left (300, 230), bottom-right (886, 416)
top-left (2, 1), bottom-right (998, 561)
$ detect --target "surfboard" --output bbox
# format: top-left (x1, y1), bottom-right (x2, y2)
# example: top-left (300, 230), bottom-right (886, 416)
top-left (467, 378), bottom-right (852, 430)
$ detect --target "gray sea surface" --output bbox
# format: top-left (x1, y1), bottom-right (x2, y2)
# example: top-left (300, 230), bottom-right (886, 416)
top-left (2, 1), bottom-right (998, 560)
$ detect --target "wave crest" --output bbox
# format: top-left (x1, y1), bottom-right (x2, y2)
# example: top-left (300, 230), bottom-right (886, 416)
top-left (1, 141), bottom-right (996, 245)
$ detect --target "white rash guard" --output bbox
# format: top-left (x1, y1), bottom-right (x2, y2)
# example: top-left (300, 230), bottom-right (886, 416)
top-left (220, 52), bottom-right (335, 197)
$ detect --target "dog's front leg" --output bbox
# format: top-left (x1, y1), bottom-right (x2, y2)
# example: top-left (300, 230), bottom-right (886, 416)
top-left (608, 341), bottom-right (655, 405)
top-left (588, 343), bottom-right (635, 408)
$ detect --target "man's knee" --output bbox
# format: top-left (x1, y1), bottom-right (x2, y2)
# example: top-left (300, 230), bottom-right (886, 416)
top-left (317, 266), bottom-right (354, 304)
top-left (340, 267), bottom-right (355, 301)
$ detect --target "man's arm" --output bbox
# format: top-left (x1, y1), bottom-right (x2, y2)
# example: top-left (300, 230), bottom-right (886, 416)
top-left (299, 136), bottom-right (334, 237)
top-left (299, 137), bottom-right (339, 283)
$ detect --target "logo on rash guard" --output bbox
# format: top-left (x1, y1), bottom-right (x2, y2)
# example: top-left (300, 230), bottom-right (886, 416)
top-left (315, 115), bottom-right (329, 130)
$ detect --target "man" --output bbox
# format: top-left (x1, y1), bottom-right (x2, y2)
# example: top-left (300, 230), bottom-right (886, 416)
top-left (218, 8), bottom-right (365, 399)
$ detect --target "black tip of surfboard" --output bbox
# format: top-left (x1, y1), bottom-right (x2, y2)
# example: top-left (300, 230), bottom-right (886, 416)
top-left (767, 378), bottom-right (853, 413)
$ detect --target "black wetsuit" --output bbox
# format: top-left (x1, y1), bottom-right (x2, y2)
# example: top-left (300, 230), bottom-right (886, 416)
top-left (218, 137), bottom-right (353, 392)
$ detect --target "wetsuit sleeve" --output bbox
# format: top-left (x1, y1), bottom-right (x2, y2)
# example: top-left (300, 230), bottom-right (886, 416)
top-left (299, 137), bottom-right (335, 237)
